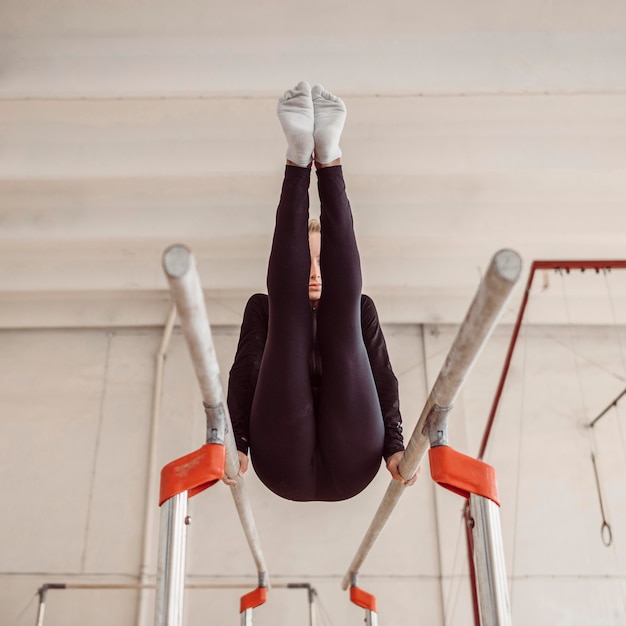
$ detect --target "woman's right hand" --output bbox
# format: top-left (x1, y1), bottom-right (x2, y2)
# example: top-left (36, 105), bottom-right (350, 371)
top-left (222, 451), bottom-right (249, 486)
top-left (386, 451), bottom-right (420, 486)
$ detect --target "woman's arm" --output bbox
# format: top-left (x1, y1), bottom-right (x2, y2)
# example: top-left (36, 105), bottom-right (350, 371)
top-left (226, 293), bottom-right (269, 458)
top-left (361, 295), bottom-right (418, 485)
top-left (360, 295), bottom-right (405, 458)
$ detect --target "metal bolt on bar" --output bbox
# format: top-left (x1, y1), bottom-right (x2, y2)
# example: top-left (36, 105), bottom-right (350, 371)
top-left (342, 249), bottom-right (522, 590)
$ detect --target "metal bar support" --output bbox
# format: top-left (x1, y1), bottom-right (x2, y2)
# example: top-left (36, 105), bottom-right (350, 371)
top-left (349, 578), bottom-right (379, 626)
top-left (287, 583), bottom-right (317, 626)
top-left (342, 249), bottom-right (522, 589)
top-left (34, 581), bottom-right (315, 626)
top-left (468, 494), bottom-right (512, 626)
top-left (155, 492), bottom-right (189, 626)
top-left (36, 585), bottom-right (65, 626)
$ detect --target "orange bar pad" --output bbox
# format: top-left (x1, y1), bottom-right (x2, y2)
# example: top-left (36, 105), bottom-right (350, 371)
top-left (159, 443), bottom-right (225, 505)
top-left (429, 445), bottom-right (499, 506)
top-left (240, 587), bottom-right (268, 613)
top-left (350, 586), bottom-right (377, 612)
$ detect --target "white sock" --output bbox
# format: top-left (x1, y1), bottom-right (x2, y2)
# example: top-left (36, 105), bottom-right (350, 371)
top-left (277, 81), bottom-right (314, 167)
top-left (312, 84), bottom-right (347, 164)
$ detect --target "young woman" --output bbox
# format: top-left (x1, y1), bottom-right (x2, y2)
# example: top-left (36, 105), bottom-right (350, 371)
top-left (227, 82), bottom-right (417, 501)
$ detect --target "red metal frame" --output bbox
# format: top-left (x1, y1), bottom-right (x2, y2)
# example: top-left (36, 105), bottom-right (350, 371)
top-left (478, 259), bottom-right (626, 461)
top-left (470, 259), bottom-right (626, 625)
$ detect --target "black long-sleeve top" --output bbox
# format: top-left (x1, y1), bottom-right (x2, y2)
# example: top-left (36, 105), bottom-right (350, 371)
top-left (226, 293), bottom-right (405, 460)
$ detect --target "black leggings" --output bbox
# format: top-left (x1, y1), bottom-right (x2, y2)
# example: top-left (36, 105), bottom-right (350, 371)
top-left (249, 165), bottom-right (384, 501)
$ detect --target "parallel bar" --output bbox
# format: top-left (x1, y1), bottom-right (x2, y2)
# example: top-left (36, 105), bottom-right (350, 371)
top-left (162, 244), bottom-right (268, 581)
top-left (469, 494), bottom-right (512, 626)
top-left (342, 249), bottom-right (522, 590)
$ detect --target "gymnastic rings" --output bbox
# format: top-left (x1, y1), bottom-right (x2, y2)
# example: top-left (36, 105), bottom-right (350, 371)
top-left (601, 520), bottom-right (613, 547)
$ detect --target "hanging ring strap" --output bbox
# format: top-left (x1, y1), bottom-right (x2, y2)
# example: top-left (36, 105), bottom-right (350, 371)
top-left (591, 452), bottom-right (613, 547)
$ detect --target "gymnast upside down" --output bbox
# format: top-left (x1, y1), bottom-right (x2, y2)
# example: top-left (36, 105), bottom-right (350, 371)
top-left (226, 81), bottom-right (418, 501)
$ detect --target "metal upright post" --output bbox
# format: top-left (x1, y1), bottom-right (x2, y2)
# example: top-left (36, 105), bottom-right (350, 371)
top-left (155, 493), bottom-right (189, 626)
top-left (469, 494), bottom-right (512, 626)
top-left (307, 585), bottom-right (317, 626)
top-left (286, 583), bottom-right (317, 626)
top-left (35, 585), bottom-right (65, 626)
top-left (426, 403), bottom-right (512, 626)
top-left (349, 580), bottom-right (379, 626)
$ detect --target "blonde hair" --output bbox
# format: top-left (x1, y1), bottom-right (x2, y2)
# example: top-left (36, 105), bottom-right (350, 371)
top-left (308, 218), bottom-right (321, 234)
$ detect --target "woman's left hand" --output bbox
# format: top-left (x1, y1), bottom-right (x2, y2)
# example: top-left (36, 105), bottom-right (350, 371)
top-left (386, 451), bottom-right (420, 486)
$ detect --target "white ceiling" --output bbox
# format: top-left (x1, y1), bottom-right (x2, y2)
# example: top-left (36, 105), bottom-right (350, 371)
top-left (2, 0), bottom-right (626, 328)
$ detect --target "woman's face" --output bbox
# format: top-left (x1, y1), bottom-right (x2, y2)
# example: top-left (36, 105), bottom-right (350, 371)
top-left (308, 232), bottom-right (322, 305)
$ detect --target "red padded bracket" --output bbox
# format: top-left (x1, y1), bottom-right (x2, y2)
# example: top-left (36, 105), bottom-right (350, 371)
top-left (350, 586), bottom-right (378, 612)
top-left (159, 443), bottom-right (225, 506)
top-left (240, 587), bottom-right (267, 613)
top-left (429, 445), bottom-right (500, 506)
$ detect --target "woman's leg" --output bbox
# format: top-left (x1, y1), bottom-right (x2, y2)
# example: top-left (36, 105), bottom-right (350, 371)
top-left (312, 87), bottom-right (384, 500)
top-left (249, 83), bottom-right (318, 501)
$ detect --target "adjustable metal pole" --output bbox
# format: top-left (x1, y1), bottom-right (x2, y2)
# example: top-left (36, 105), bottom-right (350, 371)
top-left (308, 585), bottom-right (317, 626)
top-left (36, 585), bottom-right (65, 626)
top-left (469, 494), bottom-right (512, 626)
top-left (155, 493), bottom-right (189, 626)
top-left (349, 579), bottom-right (379, 626)
top-left (286, 583), bottom-right (317, 626)
top-left (342, 249), bottom-right (522, 590)
top-left (366, 610), bottom-right (379, 626)
top-left (241, 608), bottom-right (253, 626)
top-left (36, 585), bottom-right (48, 626)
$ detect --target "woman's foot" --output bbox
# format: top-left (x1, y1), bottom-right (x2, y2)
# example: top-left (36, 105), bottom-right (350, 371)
top-left (312, 84), bottom-right (347, 165)
top-left (277, 81), bottom-right (315, 167)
